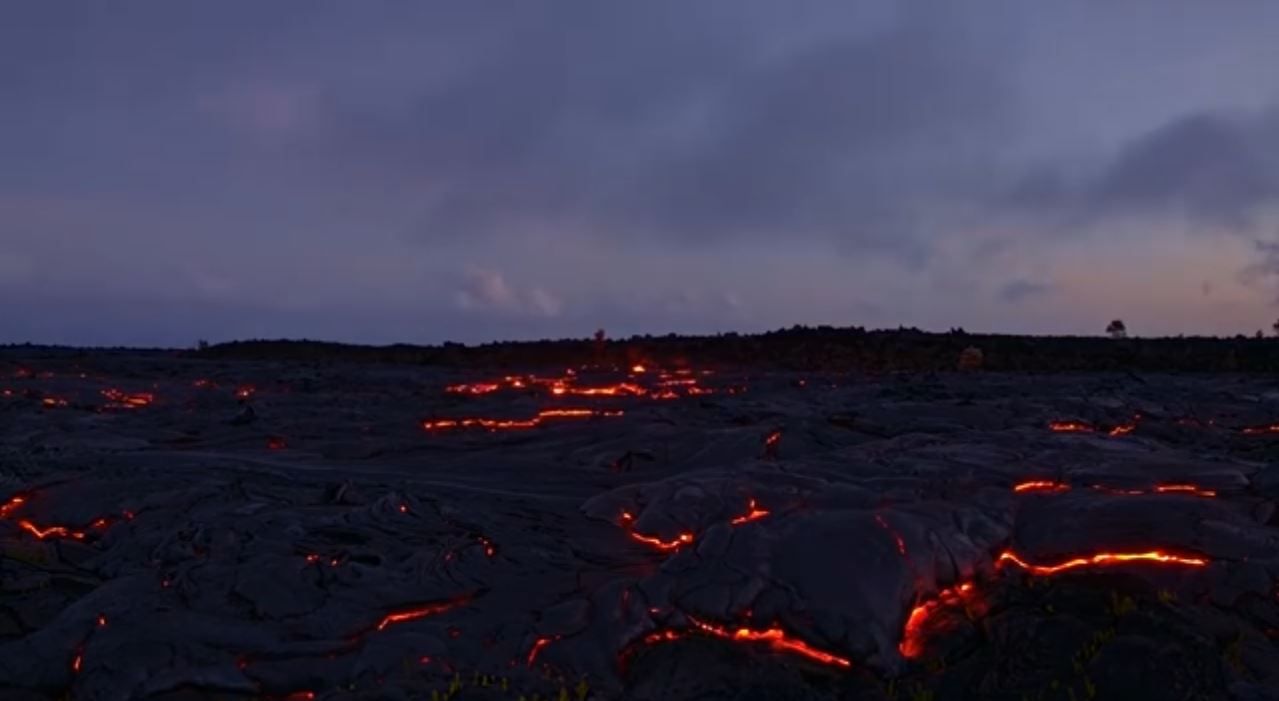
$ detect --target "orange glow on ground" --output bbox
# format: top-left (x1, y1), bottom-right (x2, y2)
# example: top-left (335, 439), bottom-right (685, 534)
top-left (1241, 423), bottom-right (1279, 435)
top-left (527, 636), bottom-right (557, 667)
top-left (100, 388), bottom-right (154, 409)
top-left (730, 499), bottom-right (770, 526)
top-left (422, 408), bottom-right (623, 432)
top-left (873, 514), bottom-right (908, 557)
top-left (1048, 421), bottom-right (1093, 433)
top-left (41, 396), bottom-right (69, 408)
top-left (445, 383), bottom-right (502, 394)
top-left (1153, 484), bottom-right (1217, 497)
top-left (997, 549), bottom-right (1208, 575)
top-left (628, 530), bottom-right (694, 550)
top-left (899, 582), bottom-right (978, 659)
top-left (685, 616), bottom-right (852, 668)
top-left (631, 365), bottom-right (647, 373)
top-left (234, 385), bottom-right (255, 400)
top-left (1108, 423), bottom-right (1136, 436)
top-left (375, 597), bottom-right (470, 631)
top-left (1013, 480), bottom-right (1072, 493)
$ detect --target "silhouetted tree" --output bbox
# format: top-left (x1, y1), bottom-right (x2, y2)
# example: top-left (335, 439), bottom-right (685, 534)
top-left (1105, 319), bottom-right (1127, 339)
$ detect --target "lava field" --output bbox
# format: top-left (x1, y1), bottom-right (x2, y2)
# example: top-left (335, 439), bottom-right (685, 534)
top-left (2, 354), bottom-right (1279, 701)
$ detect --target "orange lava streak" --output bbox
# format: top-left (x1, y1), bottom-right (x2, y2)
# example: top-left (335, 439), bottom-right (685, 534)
top-left (1153, 484), bottom-right (1217, 498)
top-left (18, 520), bottom-right (86, 540)
top-left (1108, 423), bottom-right (1136, 436)
top-left (1048, 421), bottom-right (1093, 433)
top-left (1241, 423), bottom-right (1279, 434)
top-left (874, 514), bottom-right (908, 556)
top-left (445, 383), bottom-right (502, 394)
top-left (997, 549), bottom-right (1208, 575)
top-left (422, 408), bottom-right (623, 432)
top-left (100, 388), bottom-right (154, 408)
top-left (527, 636), bottom-right (558, 667)
top-left (375, 598), bottom-right (468, 631)
top-left (41, 396), bottom-right (68, 408)
top-left (1013, 480), bottom-right (1071, 493)
top-left (628, 531), bottom-right (694, 550)
top-left (730, 499), bottom-right (770, 526)
top-left (686, 616), bottom-right (852, 668)
top-left (899, 582), bottom-right (977, 659)
top-left (0, 495), bottom-right (25, 518)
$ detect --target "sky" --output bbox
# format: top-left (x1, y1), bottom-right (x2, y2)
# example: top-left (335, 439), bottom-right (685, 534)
top-left (3, 1), bottom-right (1279, 346)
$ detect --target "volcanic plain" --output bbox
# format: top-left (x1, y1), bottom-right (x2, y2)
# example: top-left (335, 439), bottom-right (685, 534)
top-left (3, 350), bottom-right (1279, 700)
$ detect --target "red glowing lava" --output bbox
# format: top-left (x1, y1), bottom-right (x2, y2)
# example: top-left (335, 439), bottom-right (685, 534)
top-left (1, 494), bottom-right (131, 542)
top-left (235, 385), bottom-right (255, 400)
top-left (446, 382), bottom-right (502, 394)
top-left (527, 636), bottom-right (558, 667)
top-left (874, 514), bottom-right (909, 556)
top-left (1013, 480), bottom-right (1071, 493)
top-left (899, 582), bottom-right (978, 659)
top-left (422, 408), bottom-right (623, 432)
top-left (1241, 423), bottom-right (1279, 435)
top-left (266, 436), bottom-right (287, 450)
top-left (997, 549), bottom-right (1208, 575)
top-left (101, 388), bottom-right (154, 408)
top-left (730, 499), bottom-right (770, 526)
top-left (629, 531), bottom-right (694, 551)
top-left (631, 365), bottom-right (647, 373)
top-left (41, 396), bottom-right (69, 408)
top-left (1011, 480), bottom-right (1219, 499)
top-left (1048, 421), bottom-right (1093, 433)
top-left (375, 596), bottom-right (471, 632)
top-left (1108, 423), bottom-right (1136, 437)
top-left (685, 616), bottom-right (852, 668)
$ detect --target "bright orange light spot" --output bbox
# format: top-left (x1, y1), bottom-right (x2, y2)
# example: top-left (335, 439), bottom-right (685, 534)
top-left (445, 383), bottom-right (501, 395)
top-left (1048, 421), bottom-right (1093, 433)
top-left (997, 549), bottom-right (1208, 575)
top-left (0, 495), bottom-right (25, 518)
top-left (631, 364), bottom-right (646, 373)
top-left (1012, 480), bottom-right (1071, 493)
top-left (234, 385), bottom-right (255, 400)
top-left (71, 652), bottom-right (82, 673)
top-left (1241, 423), bottom-right (1279, 435)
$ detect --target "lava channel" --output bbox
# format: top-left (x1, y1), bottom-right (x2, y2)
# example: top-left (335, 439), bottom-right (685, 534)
top-left (422, 408), bottom-right (623, 432)
top-left (997, 549), bottom-right (1208, 576)
top-left (899, 582), bottom-right (980, 659)
top-left (374, 594), bottom-right (474, 632)
top-left (1012, 481), bottom-right (1217, 498)
top-left (100, 388), bottom-right (154, 409)
top-left (636, 616), bottom-right (852, 669)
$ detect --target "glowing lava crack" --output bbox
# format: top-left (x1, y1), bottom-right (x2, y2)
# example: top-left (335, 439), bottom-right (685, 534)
top-left (637, 617), bottom-right (852, 669)
top-left (422, 408), bottom-right (623, 432)
top-left (997, 549), bottom-right (1208, 575)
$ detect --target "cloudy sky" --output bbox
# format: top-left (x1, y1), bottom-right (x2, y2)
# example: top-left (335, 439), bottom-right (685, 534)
top-left (3, 1), bottom-right (1279, 346)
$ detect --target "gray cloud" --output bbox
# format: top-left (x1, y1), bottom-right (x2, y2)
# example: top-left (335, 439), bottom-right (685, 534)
top-left (998, 280), bottom-right (1052, 303)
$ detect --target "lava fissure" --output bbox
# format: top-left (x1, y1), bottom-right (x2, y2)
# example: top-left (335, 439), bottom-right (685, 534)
top-left (997, 549), bottom-right (1208, 575)
top-left (422, 408), bottom-right (623, 432)
top-left (899, 582), bottom-right (978, 659)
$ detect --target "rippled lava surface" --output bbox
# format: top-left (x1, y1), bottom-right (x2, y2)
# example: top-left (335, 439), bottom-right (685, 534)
top-left (3, 354), bottom-right (1279, 700)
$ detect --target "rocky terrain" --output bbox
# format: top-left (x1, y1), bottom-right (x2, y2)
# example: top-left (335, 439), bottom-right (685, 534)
top-left (2, 351), bottom-right (1279, 700)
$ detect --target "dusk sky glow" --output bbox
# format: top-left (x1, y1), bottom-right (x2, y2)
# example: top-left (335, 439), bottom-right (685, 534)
top-left (4, 1), bottom-right (1279, 346)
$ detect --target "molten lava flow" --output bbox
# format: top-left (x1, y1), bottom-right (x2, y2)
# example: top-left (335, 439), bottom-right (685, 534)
top-left (899, 582), bottom-right (978, 659)
top-left (997, 549), bottom-right (1208, 575)
top-left (1048, 421), bottom-right (1093, 433)
top-left (873, 514), bottom-right (908, 556)
top-left (762, 430), bottom-right (782, 459)
top-left (730, 499), bottom-right (770, 526)
top-left (1241, 423), bottom-right (1279, 435)
top-left (631, 365), bottom-right (647, 373)
top-left (686, 616), bottom-right (852, 668)
top-left (0, 495), bottom-right (25, 518)
top-left (41, 396), bottom-right (69, 408)
top-left (423, 408), bottom-right (623, 432)
top-left (629, 531), bottom-right (694, 550)
top-left (375, 596), bottom-right (471, 631)
top-left (101, 388), bottom-right (154, 408)
top-left (235, 385), bottom-right (255, 400)
top-left (1013, 480), bottom-right (1071, 493)
top-left (445, 382), bottom-right (502, 395)
top-left (527, 636), bottom-right (558, 667)
top-left (18, 520), bottom-right (86, 540)
top-left (1153, 484), bottom-right (1217, 498)
top-left (1108, 423), bottom-right (1136, 437)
